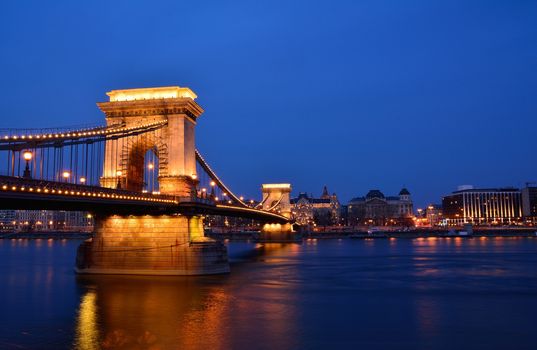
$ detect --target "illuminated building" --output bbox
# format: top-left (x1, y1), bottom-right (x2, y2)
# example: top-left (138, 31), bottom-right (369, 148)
top-left (290, 186), bottom-right (340, 226)
top-left (521, 185), bottom-right (537, 224)
top-left (0, 210), bottom-right (16, 231)
top-left (425, 204), bottom-right (443, 226)
top-left (0, 210), bottom-right (94, 232)
top-left (347, 188), bottom-right (414, 226)
top-left (442, 185), bottom-right (522, 225)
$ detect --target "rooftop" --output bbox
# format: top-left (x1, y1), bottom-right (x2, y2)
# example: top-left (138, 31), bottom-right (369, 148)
top-left (106, 86), bottom-right (197, 102)
top-left (451, 187), bottom-right (519, 194)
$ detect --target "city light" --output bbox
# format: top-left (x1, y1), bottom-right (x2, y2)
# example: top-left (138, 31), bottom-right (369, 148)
top-left (22, 151), bottom-right (33, 179)
top-left (62, 171), bottom-right (70, 179)
top-left (210, 181), bottom-right (216, 187)
top-left (148, 163), bottom-right (154, 170)
top-left (22, 151), bottom-right (32, 161)
top-left (79, 177), bottom-right (86, 184)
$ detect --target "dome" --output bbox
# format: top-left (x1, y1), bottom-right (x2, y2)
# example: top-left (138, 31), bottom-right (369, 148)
top-left (399, 188), bottom-right (410, 196)
top-left (365, 190), bottom-right (385, 200)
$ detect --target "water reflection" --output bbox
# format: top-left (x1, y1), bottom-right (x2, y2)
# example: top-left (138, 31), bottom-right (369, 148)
top-left (74, 243), bottom-right (301, 350)
top-left (2, 238), bottom-right (536, 349)
top-left (76, 290), bottom-right (100, 350)
top-left (74, 275), bottom-right (227, 349)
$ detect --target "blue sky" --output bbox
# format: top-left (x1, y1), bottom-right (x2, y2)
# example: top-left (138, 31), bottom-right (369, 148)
top-left (0, 0), bottom-right (536, 208)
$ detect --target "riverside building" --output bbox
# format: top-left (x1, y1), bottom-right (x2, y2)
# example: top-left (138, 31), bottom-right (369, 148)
top-left (290, 186), bottom-right (340, 226)
top-left (347, 188), bottom-right (414, 226)
top-left (521, 185), bottom-right (537, 224)
top-left (442, 186), bottom-right (522, 225)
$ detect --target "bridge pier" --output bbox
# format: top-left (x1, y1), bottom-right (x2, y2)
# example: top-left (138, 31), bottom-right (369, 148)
top-left (259, 223), bottom-right (301, 243)
top-left (75, 214), bottom-right (229, 275)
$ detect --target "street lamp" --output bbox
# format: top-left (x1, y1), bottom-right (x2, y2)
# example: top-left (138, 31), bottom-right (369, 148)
top-left (147, 163), bottom-right (154, 192)
top-left (210, 181), bottom-right (216, 198)
top-left (22, 151), bottom-right (32, 179)
top-left (62, 171), bottom-right (70, 182)
top-left (116, 170), bottom-right (122, 189)
top-left (79, 177), bottom-right (86, 184)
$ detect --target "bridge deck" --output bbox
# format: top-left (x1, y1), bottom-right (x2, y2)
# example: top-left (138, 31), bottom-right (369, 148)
top-left (0, 176), bottom-right (289, 223)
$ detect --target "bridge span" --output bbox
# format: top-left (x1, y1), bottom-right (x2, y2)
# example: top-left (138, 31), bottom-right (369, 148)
top-left (0, 86), bottom-right (293, 275)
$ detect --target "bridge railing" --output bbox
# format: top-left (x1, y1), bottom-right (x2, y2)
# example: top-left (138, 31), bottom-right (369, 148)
top-left (0, 175), bottom-right (178, 203)
top-left (0, 123), bottom-right (103, 138)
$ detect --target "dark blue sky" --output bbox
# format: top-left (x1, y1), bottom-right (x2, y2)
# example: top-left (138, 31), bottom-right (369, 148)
top-left (1, 0), bottom-right (536, 207)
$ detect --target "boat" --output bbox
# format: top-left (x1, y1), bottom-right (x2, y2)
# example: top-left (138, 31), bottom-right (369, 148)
top-left (447, 228), bottom-right (471, 237)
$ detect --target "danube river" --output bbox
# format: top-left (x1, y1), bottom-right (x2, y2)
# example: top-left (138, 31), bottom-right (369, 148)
top-left (0, 237), bottom-right (536, 349)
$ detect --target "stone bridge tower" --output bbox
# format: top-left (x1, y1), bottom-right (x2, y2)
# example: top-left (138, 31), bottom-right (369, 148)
top-left (76, 86), bottom-right (229, 276)
top-left (98, 86), bottom-right (202, 196)
top-left (261, 184), bottom-right (292, 218)
top-left (260, 183), bottom-right (296, 241)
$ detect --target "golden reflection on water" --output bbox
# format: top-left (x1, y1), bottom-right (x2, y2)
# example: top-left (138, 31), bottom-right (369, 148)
top-left (414, 295), bottom-right (439, 336)
top-left (74, 275), bottom-right (225, 350)
top-left (76, 290), bottom-right (100, 350)
top-left (74, 244), bottom-right (300, 350)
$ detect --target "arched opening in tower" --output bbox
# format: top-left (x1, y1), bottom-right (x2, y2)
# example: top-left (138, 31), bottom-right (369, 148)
top-left (143, 147), bottom-right (159, 193)
top-left (126, 143), bottom-right (160, 193)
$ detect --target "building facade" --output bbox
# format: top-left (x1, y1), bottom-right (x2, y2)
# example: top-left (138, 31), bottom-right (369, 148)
top-left (426, 204), bottom-right (443, 226)
top-left (347, 188), bottom-right (414, 226)
top-left (521, 186), bottom-right (537, 224)
top-left (290, 186), bottom-right (340, 226)
top-left (0, 210), bottom-right (93, 232)
top-left (442, 186), bottom-right (522, 225)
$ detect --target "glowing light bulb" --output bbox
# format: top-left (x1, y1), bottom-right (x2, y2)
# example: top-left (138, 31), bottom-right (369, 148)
top-left (23, 151), bottom-right (32, 161)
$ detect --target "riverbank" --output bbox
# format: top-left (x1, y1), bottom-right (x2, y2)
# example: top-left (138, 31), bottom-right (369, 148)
top-left (0, 232), bottom-right (92, 240)
top-left (3, 229), bottom-right (536, 241)
top-left (208, 228), bottom-right (537, 241)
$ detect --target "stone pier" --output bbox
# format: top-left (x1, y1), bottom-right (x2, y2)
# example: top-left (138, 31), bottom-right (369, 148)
top-left (76, 214), bottom-right (229, 275)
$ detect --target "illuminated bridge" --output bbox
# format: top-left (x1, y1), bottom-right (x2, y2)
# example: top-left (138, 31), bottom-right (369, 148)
top-left (0, 86), bottom-right (292, 275)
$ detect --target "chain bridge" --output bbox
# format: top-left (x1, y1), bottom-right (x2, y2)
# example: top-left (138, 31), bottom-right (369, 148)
top-left (0, 86), bottom-right (293, 275)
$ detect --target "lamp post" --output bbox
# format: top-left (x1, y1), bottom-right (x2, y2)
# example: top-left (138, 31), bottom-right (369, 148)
top-left (62, 171), bottom-right (70, 183)
top-left (210, 180), bottom-right (216, 199)
top-left (116, 170), bottom-right (122, 189)
top-left (147, 163), bottom-right (154, 192)
top-left (79, 177), bottom-right (86, 184)
top-left (22, 151), bottom-right (32, 179)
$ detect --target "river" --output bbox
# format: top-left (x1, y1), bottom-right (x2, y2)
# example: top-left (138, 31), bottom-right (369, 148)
top-left (0, 237), bottom-right (536, 349)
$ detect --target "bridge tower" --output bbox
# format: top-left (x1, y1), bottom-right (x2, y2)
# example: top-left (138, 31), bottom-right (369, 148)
top-left (76, 86), bottom-right (229, 276)
top-left (98, 86), bottom-right (201, 196)
top-left (259, 184), bottom-right (297, 242)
